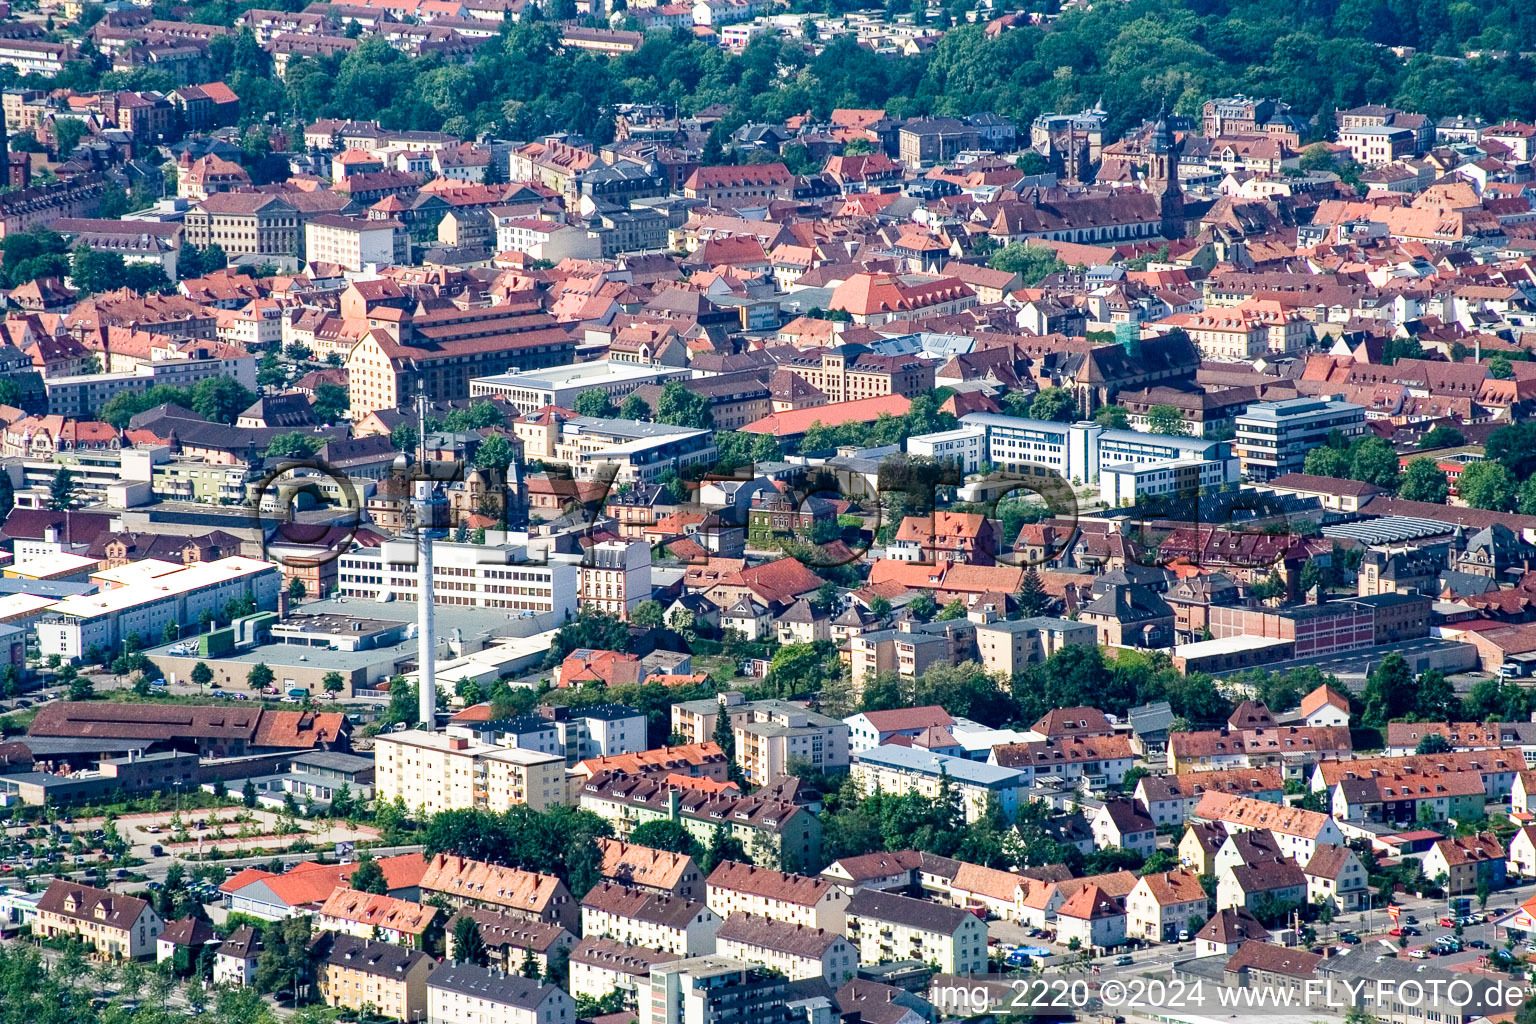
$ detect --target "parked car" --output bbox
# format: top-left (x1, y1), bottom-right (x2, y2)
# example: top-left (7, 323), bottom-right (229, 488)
top-left (1470, 940), bottom-right (1490, 949)
top-left (1411, 949), bottom-right (1429, 959)
top-left (1339, 933), bottom-right (1361, 945)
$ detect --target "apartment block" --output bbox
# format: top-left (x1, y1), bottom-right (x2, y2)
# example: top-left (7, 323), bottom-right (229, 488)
top-left (845, 890), bottom-right (987, 975)
top-left (705, 861), bottom-right (849, 933)
top-left (373, 729), bottom-right (568, 815)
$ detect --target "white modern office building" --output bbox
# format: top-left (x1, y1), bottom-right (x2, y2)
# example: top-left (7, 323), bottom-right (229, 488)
top-left (335, 539), bottom-right (580, 616)
top-left (36, 556), bottom-right (282, 658)
top-left (469, 361), bottom-right (689, 415)
top-left (906, 424), bottom-right (987, 473)
top-left (1234, 395), bottom-right (1366, 482)
top-left (958, 413), bottom-right (1238, 486)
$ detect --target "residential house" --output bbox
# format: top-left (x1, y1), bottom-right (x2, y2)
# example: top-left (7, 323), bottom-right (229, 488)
top-left (213, 925), bottom-right (261, 985)
top-left (1091, 799), bottom-right (1156, 859)
top-left (1195, 792), bottom-right (1345, 863)
top-left (317, 934), bottom-right (437, 1021)
top-left (568, 937), bottom-right (682, 1006)
top-left (1302, 844), bottom-right (1369, 912)
top-left (1216, 860), bottom-right (1307, 913)
top-left (1195, 907), bottom-right (1268, 957)
top-left (417, 855), bottom-right (577, 932)
top-left (598, 838), bottom-right (705, 899)
top-left (715, 914), bottom-right (858, 986)
top-left (579, 882), bottom-right (721, 956)
top-left (1135, 768), bottom-right (1284, 827)
top-left (1125, 870), bottom-right (1208, 943)
top-left (426, 963), bottom-right (575, 1024)
top-left (1054, 884), bottom-right (1127, 952)
top-left (1421, 833), bottom-right (1506, 895)
top-left (36, 880), bottom-right (164, 959)
top-left (705, 861), bottom-right (848, 933)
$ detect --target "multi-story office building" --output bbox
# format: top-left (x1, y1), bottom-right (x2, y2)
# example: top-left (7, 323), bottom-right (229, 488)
top-left (335, 540), bottom-right (580, 615)
top-left (906, 424), bottom-right (988, 474)
top-left (516, 414), bottom-right (717, 486)
top-left (373, 729), bottom-right (567, 815)
top-left (959, 413), bottom-right (1237, 486)
top-left (1233, 396), bottom-right (1366, 482)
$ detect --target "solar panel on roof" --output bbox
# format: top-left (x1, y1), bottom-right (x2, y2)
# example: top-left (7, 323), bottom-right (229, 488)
top-left (1321, 516), bottom-right (1450, 543)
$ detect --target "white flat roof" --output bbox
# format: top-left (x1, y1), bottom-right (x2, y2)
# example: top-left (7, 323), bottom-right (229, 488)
top-left (7, 552), bottom-right (99, 578)
top-left (0, 593), bottom-right (59, 619)
top-left (473, 360), bottom-right (679, 391)
top-left (51, 557), bottom-right (276, 620)
top-left (91, 558), bottom-right (185, 586)
top-left (1174, 635), bottom-right (1294, 658)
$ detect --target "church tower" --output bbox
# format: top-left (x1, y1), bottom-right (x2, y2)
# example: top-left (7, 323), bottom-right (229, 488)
top-left (1145, 105), bottom-right (1185, 240)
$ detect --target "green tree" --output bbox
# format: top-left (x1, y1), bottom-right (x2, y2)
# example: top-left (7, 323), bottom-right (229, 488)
top-left (988, 242), bottom-right (1066, 285)
top-left (321, 671), bottom-right (345, 696)
top-left (655, 379), bottom-right (712, 429)
top-left (1489, 356), bottom-right (1514, 380)
top-left (1398, 457), bottom-right (1448, 503)
top-left (1416, 733), bottom-right (1452, 754)
top-left (1458, 460), bottom-right (1515, 511)
top-left (1304, 445), bottom-right (1351, 478)
top-left (1418, 425), bottom-right (1465, 449)
top-left (574, 388), bottom-right (618, 418)
top-left (1019, 568), bottom-right (1049, 616)
top-left (1093, 404), bottom-right (1130, 429)
top-left (1029, 386), bottom-right (1077, 423)
top-left (48, 466), bottom-right (76, 510)
top-left (348, 853), bottom-right (389, 895)
top-left (311, 383), bottom-right (348, 422)
top-left (255, 914), bottom-right (317, 1001)
top-left (475, 434), bottom-right (515, 473)
top-left (247, 662), bottom-right (275, 692)
top-left (53, 117), bottom-right (87, 157)
top-left (630, 600), bottom-right (665, 628)
top-left (451, 915), bottom-right (488, 965)
top-left (190, 376), bottom-right (255, 424)
top-left (191, 662), bottom-right (214, 690)
top-left (627, 819), bottom-right (704, 858)
top-left (71, 246), bottom-right (126, 295)
top-left (288, 577), bottom-right (307, 601)
top-left (1145, 404), bottom-right (1187, 437)
top-left (619, 394), bottom-right (651, 420)
top-left (1413, 669), bottom-right (1458, 721)
top-left (1360, 653), bottom-right (1413, 731)
top-left (265, 432), bottom-right (321, 459)
top-left (1348, 436), bottom-right (1401, 489)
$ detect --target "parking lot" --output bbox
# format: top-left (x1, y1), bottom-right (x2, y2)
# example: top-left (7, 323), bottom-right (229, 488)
top-left (0, 804), bottom-right (382, 884)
